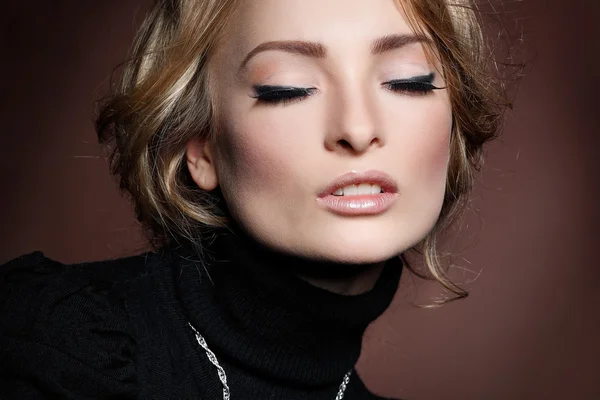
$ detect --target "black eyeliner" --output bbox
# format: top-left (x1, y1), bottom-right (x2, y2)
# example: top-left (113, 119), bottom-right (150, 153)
top-left (250, 85), bottom-right (314, 98)
top-left (383, 73), bottom-right (444, 90)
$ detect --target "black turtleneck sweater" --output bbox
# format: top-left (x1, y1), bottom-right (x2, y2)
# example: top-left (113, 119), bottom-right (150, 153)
top-left (0, 231), bottom-right (403, 399)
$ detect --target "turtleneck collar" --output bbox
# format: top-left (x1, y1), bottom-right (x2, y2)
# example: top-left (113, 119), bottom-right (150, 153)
top-left (171, 229), bottom-right (403, 388)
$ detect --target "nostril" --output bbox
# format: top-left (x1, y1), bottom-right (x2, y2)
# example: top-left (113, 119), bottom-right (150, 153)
top-left (337, 139), bottom-right (352, 150)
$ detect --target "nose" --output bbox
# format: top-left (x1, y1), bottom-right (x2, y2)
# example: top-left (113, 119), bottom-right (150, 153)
top-left (324, 85), bottom-right (383, 154)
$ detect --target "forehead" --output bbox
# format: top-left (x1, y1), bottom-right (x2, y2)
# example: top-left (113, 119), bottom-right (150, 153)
top-left (230, 0), bottom-right (414, 51)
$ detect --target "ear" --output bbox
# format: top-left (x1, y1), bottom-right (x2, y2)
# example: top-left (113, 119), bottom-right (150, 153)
top-left (186, 138), bottom-right (219, 191)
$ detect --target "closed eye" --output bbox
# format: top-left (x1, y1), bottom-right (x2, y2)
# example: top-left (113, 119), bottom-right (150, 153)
top-left (250, 85), bottom-right (317, 105)
top-left (383, 73), bottom-right (444, 95)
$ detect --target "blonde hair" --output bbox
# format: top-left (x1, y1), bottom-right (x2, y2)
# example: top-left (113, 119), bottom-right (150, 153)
top-left (97, 0), bottom-right (512, 302)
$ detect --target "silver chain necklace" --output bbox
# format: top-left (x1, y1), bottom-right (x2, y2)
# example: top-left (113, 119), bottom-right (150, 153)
top-left (188, 322), bottom-right (352, 399)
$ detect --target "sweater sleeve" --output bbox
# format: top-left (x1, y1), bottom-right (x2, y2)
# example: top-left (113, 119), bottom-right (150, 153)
top-left (0, 252), bottom-right (139, 399)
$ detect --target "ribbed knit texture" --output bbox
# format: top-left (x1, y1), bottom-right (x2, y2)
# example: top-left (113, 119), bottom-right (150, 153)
top-left (0, 230), bottom-right (403, 399)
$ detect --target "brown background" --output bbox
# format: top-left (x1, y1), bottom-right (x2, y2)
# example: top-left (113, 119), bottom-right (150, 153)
top-left (1, 1), bottom-right (598, 399)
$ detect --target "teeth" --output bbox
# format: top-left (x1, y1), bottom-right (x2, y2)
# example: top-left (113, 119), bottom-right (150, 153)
top-left (344, 185), bottom-right (358, 196)
top-left (332, 184), bottom-right (383, 196)
top-left (358, 183), bottom-right (371, 194)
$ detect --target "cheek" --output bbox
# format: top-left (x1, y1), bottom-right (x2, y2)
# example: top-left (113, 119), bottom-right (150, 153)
top-left (214, 112), bottom-right (304, 200)
top-left (418, 131), bottom-right (451, 196)
top-left (423, 123), bottom-right (452, 178)
top-left (395, 102), bottom-right (452, 185)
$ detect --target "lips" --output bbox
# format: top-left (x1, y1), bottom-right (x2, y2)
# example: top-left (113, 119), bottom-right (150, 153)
top-left (318, 170), bottom-right (398, 198)
top-left (316, 170), bottom-right (399, 216)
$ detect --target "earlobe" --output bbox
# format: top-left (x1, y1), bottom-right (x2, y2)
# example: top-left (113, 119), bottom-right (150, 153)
top-left (186, 138), bottom-right (219, 191)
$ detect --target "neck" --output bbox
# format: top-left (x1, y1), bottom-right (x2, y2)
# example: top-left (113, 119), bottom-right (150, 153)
top-left (296, 262), bottom-right (386, 295)
top-left (171, 228), bottom-right (403, 388)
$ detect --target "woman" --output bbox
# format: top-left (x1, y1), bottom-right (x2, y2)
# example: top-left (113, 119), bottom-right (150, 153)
top-left (0, 0), bottom-right (507, 398)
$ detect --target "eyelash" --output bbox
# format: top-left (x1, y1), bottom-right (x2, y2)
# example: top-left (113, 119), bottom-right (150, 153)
top-left (383, 73), bottom-right (442, 96)
top-left (250, 86), bottom-right (316, 106)
top-left (250, 73), bottom-right (442, 105)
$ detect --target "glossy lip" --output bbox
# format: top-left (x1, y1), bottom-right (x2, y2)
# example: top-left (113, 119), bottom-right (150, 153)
top-left (317, 170), bottom-right (399, 198)
top-left (316, 170), bottom-right (399, 216)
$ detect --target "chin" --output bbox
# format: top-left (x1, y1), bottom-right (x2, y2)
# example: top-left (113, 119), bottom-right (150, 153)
top-left (301, 217), bottom-right (437, 265)
top-left (243, 212), bottom-right (437, 265)
top-left (305, 229), bottom-right (413, 265)
top-left (319, 243), bottom-right (403, 264)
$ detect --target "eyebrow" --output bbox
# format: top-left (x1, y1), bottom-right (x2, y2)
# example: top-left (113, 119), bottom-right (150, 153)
top-left (371, 33), bottom-right (431, 55)
top-left (239, 33), bottom-right (432, 71)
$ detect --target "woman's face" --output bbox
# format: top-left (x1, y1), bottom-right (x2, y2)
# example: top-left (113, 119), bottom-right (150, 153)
top-left (188, 0), bottom-right (453, 263)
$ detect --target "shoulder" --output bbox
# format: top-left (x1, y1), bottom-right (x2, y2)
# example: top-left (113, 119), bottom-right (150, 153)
top-left (0, 251), bottom-right (152, 339)
top-left (0, 251), bottom-right (156, 398)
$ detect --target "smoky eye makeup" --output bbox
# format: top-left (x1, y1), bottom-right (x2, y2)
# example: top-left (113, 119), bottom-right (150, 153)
top-left (382, 72), bottom-right (445, 95)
